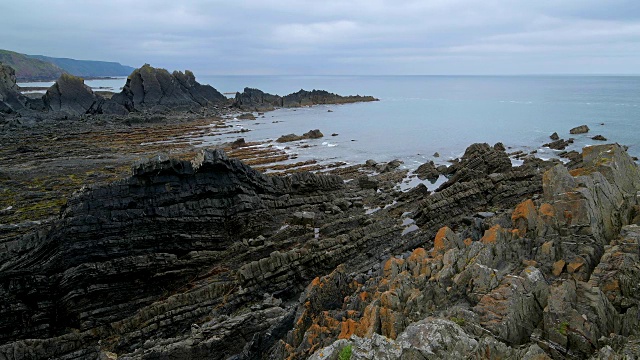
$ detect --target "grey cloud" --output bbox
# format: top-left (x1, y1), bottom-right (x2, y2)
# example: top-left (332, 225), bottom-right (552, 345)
top-left (2, 0), bottom-right (639, 74)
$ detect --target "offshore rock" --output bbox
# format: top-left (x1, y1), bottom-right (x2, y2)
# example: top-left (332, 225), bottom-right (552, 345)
top-left (234, 88), bottom-right (378, 111)
top-left (570, 124), bottom-right (590, 134)
top-left (276, 129), bottom-right (324, 143)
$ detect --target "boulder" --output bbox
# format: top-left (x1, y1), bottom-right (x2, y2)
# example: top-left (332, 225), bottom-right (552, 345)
top-left (592, 135), bottom-right (607, 141)
top-left (570, 124), bottom-right (590, 134)
top-left (550, 132), bottom-right (559, 140)
top-left (414, 161), bottom-right (439, 182)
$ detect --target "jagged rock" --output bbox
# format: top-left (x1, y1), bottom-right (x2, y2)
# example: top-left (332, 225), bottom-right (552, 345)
top-left (2, 142), bottom-right (640, 360)
top-left (276, 129), bottom-right (324, 143)
top-left (550, 132), bottom-right (560, 140)
top-left (43, 73), bottom-right (103, 115)
top-left (234, 88), bottom-right (283, 112)
top-left (282, 89), bottom-right (378, 108)
top-left (570, 125), bottom-right (590, 134)
top-left (0, 63), bottom-right (30, 113)
top-left (592, 135), bottom-right (607, 141)
top-left (437, 142), bottom-right (512, 190)
top-left (414, 161), bottom-right (439, 182)
top-left (233, 88), bottom-right (378, 111)
top-left (543, 138), bottom-right (573, 150)
top-left (111, 64), bottom-right (226, 112)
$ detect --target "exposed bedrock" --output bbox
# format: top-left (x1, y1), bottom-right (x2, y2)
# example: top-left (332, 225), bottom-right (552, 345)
top-left (0, 143), bottom-right (638, 359)
top-left (280, 144), bottom-right (640, 359)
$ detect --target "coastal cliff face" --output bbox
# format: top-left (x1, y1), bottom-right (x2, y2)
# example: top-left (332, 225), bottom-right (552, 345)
top-left (1, 141), bottom-right (638, 359)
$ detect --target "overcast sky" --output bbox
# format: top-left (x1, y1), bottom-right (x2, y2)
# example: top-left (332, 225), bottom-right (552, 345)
top-left (2, 0), bottom-right (640, 75)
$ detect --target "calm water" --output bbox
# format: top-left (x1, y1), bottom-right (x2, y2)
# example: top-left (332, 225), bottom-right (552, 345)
top-left (19, 75), bottom-right (640, 169)
top-left (198, 75), bottom-right (640, 169)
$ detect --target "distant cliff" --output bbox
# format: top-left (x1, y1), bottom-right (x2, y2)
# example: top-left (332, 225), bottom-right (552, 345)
top-left (0, 50), bottom-right (65, 81)
top-left (0, 49), bottom-right (134, 81)
top-left (28, 54), bottom-right (134, 78)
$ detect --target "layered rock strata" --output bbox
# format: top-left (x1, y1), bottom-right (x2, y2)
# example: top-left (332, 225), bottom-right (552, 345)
top-left (0, 143), bottom-right (638, 359)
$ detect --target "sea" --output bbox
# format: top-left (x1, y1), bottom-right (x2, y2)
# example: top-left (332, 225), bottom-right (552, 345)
top-left (19, 75), bottom-right (640, 172)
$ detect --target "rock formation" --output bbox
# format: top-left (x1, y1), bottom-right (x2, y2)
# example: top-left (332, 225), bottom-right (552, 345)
top-left (0, 63), bottom-right (30, 113)
top-left (276, 129), bottom-right (324, 143)
top-left (0, 143), bottom-right (639, 359)
top-left (111, 64), bottom-right (227, 113)
top-left (570, 124), bottom-right (590, 134)
top-left (42, 73), bottom-right (103, 114)
top-left (414, 161), bottom-right (439, 182)
top-left (234, 87), bottom-right (378, 112)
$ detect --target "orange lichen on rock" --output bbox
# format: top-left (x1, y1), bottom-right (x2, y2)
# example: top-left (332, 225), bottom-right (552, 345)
top-left (552, 260), bottom-right (565, 276)
top-left (539, 203), bottom-right (555, 218)
top-left (338, 319), bottom-right (357, 339)
top-left (355, 303), bottom-right (380, 337)
top-left (567, 257), bottom-right (585, 274)
top-left (601, 279), bottom-right (620, 293)
top-left (408, 247), bottom-right (427, 262)
top-left (383, 257), bottom-right (406, 278)
top-left (432, 226), bottom-right (450, 255)
top-left (512, 199), bottom-right (537, 236)
top-left (463, 238), bottom-right (473, 246)
top-left (480, 225), bottom-right (503, 244)
top-left (379, 307), bottom-right (400, 340)
top-left (569, 168), bottom-right (586, 177)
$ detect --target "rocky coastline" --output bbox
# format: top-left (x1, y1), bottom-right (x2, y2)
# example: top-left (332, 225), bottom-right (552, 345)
top-left (1, 62), bottom-right (640, 359)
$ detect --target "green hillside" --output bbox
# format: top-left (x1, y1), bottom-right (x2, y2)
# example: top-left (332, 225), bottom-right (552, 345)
top-left (0, 49), bottom-right (65, 81)
top-left (0, 49), bottom-right (135, 81)
top-left (28, 55), bottom-right (135, 78)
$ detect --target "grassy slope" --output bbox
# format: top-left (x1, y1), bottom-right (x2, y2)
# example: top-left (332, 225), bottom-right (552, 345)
top-left (28, 55), bottom-right (135, 78)
top-left (0, 49), bottom-right (65, 81)
top-left (0, 49), bottom-right (135, 81)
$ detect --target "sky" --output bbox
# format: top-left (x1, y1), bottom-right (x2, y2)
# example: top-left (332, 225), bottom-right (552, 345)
top-left (2, 0), bottom-right (640, 75)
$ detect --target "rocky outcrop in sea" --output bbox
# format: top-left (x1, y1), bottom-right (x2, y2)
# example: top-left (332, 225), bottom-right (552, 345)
top-left (233, 87), bottom-right (378, 112)
top-left (1, 139), bottom-right (638, 359)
